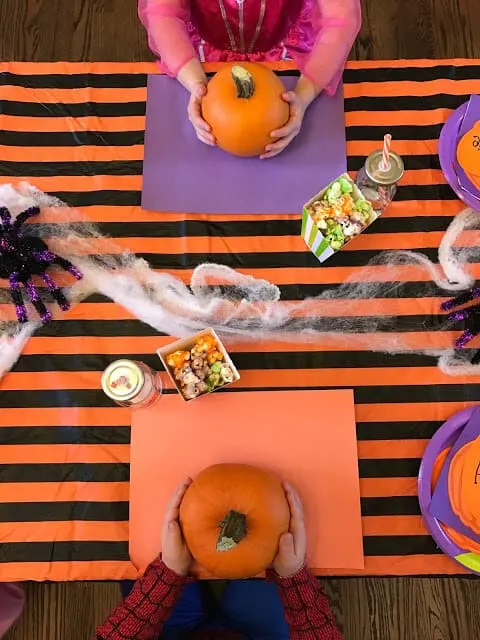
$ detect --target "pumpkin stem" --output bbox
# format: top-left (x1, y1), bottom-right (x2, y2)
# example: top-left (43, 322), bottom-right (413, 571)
top-left (217, 510), bottom-right (247, 552)
top-left (232, 66), bottom-right (255, 99)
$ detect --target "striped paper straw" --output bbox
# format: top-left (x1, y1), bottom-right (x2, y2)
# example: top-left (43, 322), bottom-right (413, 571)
top-left (380, 133), bottom-right (392, 171)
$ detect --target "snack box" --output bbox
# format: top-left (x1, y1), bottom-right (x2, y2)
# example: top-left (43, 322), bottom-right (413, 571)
top-left (157, 328), bottom-right (240, 402)
top-left (302, 173), bottom-right (378, 263)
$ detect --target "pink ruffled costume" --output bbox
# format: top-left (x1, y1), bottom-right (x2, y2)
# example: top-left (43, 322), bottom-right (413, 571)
top-left (139, 0), bottom-right (361, 95)
top-left (0, 584), bottom-right (24, 638)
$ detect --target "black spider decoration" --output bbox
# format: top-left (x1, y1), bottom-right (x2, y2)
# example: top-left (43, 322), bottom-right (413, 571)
top-left (0, 205), bottom-right (82, 323)
top-left (441, 285), bottom-right (480, 364)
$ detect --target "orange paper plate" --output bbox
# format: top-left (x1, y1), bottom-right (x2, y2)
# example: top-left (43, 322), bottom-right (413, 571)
top-left (448, 438), bottom-right (480, 535)
top-left (456, 121), bottom-right (480, 178)
top-left (466, 169), bottom-right (480, 190)
top-left (129, 389), bottom-right (364, 575)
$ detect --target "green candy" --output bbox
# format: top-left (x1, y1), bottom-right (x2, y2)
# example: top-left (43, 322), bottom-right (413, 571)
top-left (339, 177), bottom-right (353, 194)
top-left (326, 222), bottom-right (345, 250)
top-left (210, 361), bottom-right (222, 374)
top-left (325, 181), bottom-right (342, 204)
top-left (207, 373), bottom-right (221, 390)
top-left (355, 199), bottom-right (372, 213)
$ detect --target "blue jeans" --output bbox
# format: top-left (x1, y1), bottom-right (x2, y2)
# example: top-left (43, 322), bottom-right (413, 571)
top-left (121, 579), bottom-right (289, 639)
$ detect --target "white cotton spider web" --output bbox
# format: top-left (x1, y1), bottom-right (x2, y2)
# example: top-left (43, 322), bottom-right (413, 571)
top-left (0, 182), bottom-right (479, 379)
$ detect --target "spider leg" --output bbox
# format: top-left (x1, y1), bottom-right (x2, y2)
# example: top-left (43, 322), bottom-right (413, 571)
top-left (441, 286), bottom-right (480, 311)
top-left (52, 255), bottom-right (83, 281)
top-left (471, 350), bottom-right (480, 365)
top-left (448, 303), bottom-right (480, 325)
top-left (41, 272), bottom-right (70, 311)
top-left (22, 277), bottom-right (52, 323)
top-left (13, 206), bottom-right (41, 231)
top-left (0, 206), bottom-right (12, 230)
top-left (8, 273), bottom-right (28, 323)
top-left (31, 250), bottom-right (82, 281)
top-left (32, 249), bottom-right (56, 266)
top-left (455, 330), bottom-right (476, 349)
top-left (451, 304), bottom-right (480, 349)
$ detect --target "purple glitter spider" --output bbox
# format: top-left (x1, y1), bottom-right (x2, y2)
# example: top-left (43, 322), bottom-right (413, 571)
top-left (441, 286), bottom-right (480, 360)
top-left (0, 205), bottom-right (82, 323)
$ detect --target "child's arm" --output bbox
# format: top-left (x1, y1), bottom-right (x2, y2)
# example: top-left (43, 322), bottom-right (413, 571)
top-left (269, 566), bottom-right (343, 639)
top-left (138, 0), bottom-right (209, 140)
top-left (138, 0), bottom-right (205, 87)
top-left (96, 479), bottom-right (195, 640)
top-left (267, 483), bottom-right (342, 638)
top-left (303, 0), bottom-right (362, 95)
top-left (95, 558), bottom-right (189, 640)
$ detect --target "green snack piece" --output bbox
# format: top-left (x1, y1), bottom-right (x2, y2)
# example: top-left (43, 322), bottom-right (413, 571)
top-left (325, 181), bottom-right (342, 204)
top-left (329, 237), bottom-right (344, 251)
top-left (210, 361), bottom-right (222, 374)
top-left (207, 373), bottom-right (221, 390)
top-left (354, 198), bottom-right (374, 224)
top-left (339, 177), bottom-right (353, 194)
top-left (355, 199), bottom-right (372, 214)
top-left (325, 222), bottom-right (345, 251)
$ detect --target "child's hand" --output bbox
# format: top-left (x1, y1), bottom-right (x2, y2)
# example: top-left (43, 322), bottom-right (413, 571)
top-left (187, 83), bottom-right (215, 146)
top-left (162, 478), bottom-right (194, 576)
top-left (272, 482), bottom-right (307, 578)
top-left (261, 75), bottom-right (320, 160)
top-left (261, 91), bottom-right (305, 159)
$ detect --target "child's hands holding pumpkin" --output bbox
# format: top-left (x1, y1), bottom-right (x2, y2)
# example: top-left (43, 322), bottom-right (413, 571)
top-left (272, 482), bottom-right (307, 578)
top-left (187, 83), bottom-right (216, 147)
top-left (162, 478), bottom-right (194, 576)
top-left (177, 59), bottom-right (215, 147)
top-left (261, 75), bottom-right (321, 160)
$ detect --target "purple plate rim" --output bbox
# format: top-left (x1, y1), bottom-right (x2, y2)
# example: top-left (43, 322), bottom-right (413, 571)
top-left (418, 405), bottom-right (480, 573)
top-left (438, 103), bottom-right (480, 212)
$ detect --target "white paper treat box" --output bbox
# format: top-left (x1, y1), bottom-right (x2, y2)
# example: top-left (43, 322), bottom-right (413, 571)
top-left (157, 328), bottom-right (240, 402)
top-left (302, 173), bottom-right (379, 264)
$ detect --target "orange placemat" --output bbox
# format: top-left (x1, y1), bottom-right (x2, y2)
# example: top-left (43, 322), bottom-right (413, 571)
top-left (129, 389), bottom-right (364, 574)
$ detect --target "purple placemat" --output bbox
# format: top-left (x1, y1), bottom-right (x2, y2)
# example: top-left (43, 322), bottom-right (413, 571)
top-left (142, 74), bottom-right (347, 214)
top-left (429, 405), bottom-right (480, 542)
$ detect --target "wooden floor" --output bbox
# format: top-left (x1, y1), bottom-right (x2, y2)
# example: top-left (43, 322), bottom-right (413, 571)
top-left (1, 1), bottom-right (480, 639)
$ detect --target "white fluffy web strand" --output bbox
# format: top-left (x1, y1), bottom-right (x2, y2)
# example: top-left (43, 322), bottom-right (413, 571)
top-left (0, 183), bottom-right (479, 379)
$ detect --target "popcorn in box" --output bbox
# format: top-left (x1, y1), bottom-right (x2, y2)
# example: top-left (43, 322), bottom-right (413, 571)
top-left (157, 328), bottom-right (240, 401)
top-left (302, 173), bottom-right (377, 263)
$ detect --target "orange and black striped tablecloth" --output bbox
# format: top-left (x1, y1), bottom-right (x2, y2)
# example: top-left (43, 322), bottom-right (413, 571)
top-left (1, 60), bottom-right (480, 582)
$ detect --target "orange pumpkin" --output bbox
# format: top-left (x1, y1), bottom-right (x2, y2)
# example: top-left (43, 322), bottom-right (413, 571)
top-left (179, 463), bottom-right (290, 579)
top-left (202, 63), bottom-right (289, 157)
top-left (448, 437), bottom-right (480, 534)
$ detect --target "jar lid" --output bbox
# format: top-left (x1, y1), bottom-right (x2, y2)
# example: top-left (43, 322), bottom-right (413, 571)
top-left (101, 360), bottom-right (144, 402)
top-left (365, 150), bottom-right (404, 185)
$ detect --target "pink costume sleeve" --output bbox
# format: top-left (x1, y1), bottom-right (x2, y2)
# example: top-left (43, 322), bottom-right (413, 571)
top-left (304, 0), bottom-right (361, 95)
top-left (138, 0), bottom-right (197, 76)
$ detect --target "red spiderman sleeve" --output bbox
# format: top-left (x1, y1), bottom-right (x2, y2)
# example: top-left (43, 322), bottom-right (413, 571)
top-left (95, 558), bottom-right (189, 640)
top-left (268, 566), bottom-right (343, 639)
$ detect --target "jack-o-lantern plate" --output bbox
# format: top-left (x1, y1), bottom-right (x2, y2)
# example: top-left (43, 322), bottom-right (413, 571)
top-left (438, 102), bottom-right (480, 212)
top-left (418, 406), bottom-right (480, 575)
